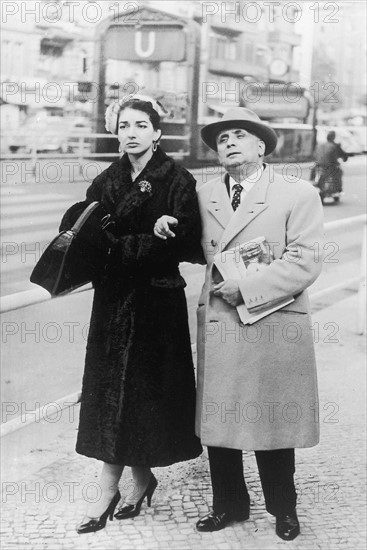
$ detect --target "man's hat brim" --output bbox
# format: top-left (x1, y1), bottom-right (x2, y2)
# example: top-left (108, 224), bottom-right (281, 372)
top-left (201, 119), bottom-right (278, 156)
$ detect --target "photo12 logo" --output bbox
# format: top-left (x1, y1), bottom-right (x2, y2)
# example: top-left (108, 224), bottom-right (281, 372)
top-left (1, 1), bottom-right (140, 24)
top-left (201, 2), bottom-right (340, 24)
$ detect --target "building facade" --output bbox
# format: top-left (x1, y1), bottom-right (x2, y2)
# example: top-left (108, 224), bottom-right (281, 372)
top-left (311, 1), bottom-right (367, 112)
top-left (1, 1), bottom-right (310, 134)
top-left (1, 0), bottom-right (95, 132)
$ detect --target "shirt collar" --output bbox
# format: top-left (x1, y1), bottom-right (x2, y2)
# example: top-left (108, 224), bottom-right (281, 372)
top-left (229, 164), bottom-right (264, 193)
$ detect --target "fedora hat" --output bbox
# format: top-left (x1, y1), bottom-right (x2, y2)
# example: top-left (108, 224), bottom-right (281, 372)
top-left (201, 107), bottom-right (278, 156)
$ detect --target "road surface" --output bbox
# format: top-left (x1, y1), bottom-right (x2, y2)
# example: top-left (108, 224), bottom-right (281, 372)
top-left (1, 156), bottom-right (365, 418)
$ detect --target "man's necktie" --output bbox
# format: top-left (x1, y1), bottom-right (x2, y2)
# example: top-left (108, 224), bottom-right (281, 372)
top-left (231, 183), bottom-right (243, 211)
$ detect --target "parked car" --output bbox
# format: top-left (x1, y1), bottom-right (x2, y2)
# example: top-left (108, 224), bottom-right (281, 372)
top-left (8, 114), bottom-right (91, 154)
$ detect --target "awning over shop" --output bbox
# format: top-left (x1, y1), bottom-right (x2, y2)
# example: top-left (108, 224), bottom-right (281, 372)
top-left (36, 25), bottom-right (78, 44)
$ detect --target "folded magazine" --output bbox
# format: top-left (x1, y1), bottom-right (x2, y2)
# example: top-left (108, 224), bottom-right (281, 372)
top-left (213, 236), bottom-right (294, 325)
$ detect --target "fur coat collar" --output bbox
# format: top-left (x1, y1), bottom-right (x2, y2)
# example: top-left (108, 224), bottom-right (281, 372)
top-left (105, 146), bottom-right (176, 218)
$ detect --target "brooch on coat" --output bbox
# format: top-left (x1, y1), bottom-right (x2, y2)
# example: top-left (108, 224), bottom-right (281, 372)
top-left (138, 180), bottom-right (152, 194)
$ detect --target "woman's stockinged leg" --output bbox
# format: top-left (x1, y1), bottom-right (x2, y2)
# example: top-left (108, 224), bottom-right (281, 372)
top-left (85, 462), bottom-right (124, 518)
top-left (125, 466), bottom-right (152, 504)
top-left (113, 465), bottom-right (158, 520)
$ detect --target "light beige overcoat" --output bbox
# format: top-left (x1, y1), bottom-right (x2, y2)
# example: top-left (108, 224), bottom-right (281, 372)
top-left (195, 165), bottom-right (324, 450)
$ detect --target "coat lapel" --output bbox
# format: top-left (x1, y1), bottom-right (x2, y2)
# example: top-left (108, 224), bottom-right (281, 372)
top-left (207, 174), bottom-right (233, 229)
top-left (220, 166), bottom-right (271, 249)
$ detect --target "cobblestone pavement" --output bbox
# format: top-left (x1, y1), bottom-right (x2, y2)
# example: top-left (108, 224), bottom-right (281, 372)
top-left (1, 294), bottom-right (366, 550)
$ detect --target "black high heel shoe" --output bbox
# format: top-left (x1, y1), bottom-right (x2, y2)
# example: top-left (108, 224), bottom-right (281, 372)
top-left (77, 490), bottom-right (121, 534)
top-left (114, 474), bottom-right (158, 519)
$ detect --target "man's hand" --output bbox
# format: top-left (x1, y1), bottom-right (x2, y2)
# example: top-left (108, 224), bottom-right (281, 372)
top-left (154, 215), bottom-right (178, 240)
top-left (213, 280), bottom-right (244, 306)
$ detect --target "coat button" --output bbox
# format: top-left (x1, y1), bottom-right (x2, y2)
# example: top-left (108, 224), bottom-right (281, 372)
top-left (211, 240), bottom-right (217, 247)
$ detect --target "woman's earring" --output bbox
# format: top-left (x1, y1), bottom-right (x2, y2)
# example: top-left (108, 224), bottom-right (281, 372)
top-left (118, 143), bottom-right (123, 153)
top-left (152, 141), bottom-right (158, 152)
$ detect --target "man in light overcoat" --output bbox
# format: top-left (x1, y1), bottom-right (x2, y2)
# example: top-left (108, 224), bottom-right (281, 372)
top-left (154, 107), bottom-right (324, 541)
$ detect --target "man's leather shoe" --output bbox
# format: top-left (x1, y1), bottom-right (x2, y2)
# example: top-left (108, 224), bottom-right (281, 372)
top-left (196, 511), bottom-right (249, 532)
top-left (276, 510), bottom-right (300, 541)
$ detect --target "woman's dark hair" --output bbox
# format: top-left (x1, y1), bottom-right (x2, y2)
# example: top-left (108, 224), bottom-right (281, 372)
top-left (116, 99), bottom-right (161, 133)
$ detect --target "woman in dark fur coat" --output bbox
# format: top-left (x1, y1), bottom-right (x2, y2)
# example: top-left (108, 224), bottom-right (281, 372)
top-left (62, 96), bottom-right (203, 534)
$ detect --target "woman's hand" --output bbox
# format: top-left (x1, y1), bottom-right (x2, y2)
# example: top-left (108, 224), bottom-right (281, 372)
top-left (154, 215), bottom-right (179, 240)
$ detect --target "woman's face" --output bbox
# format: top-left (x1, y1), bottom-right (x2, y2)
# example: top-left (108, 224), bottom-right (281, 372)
top-left (117, 107), bottom-right (161, 156)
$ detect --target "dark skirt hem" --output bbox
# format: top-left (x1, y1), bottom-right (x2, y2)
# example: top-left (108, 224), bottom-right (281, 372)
top-left (75, 445), bottom-right (203, 468)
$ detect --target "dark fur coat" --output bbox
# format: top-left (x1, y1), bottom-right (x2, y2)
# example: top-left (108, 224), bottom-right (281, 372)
top-left (60, 147), bottom-right (203, 466)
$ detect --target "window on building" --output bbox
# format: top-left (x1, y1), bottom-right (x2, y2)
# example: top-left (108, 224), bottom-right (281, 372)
top-left (280, 45), bottom-right (290, 60)
top-left (1, 40), bottom-right (11, 74)
top-left (255, 47), bottom-right (268, 68)
top-left (211, 34), bottom-right (238, 61)
top-left (244, 42), bottom-right (254, 63)
top-left (15, 42), bottom-right (24, 75)
top-left (40, 39), bottom-right (63, 57)
top-left (229, 40), bottom-right (238, 60)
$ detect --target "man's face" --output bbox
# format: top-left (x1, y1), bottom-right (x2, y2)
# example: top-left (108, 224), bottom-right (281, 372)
top-left (216, 127), bottom-right (265, 172)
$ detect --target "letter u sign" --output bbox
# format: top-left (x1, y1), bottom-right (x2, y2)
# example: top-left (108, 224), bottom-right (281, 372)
top-left (134, 31), bottom-right (155, 58)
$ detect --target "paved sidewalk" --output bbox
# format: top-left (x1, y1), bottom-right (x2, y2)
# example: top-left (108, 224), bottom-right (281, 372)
top-left (1, 293), bottom-right (366, 550)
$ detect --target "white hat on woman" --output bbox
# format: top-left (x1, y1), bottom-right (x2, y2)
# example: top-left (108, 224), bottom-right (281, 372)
top-left (105, 94), bottom-right (166, 134)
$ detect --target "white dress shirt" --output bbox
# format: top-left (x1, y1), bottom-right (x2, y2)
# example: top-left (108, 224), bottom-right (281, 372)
top-left (229, 165), bottom-right (264, 204)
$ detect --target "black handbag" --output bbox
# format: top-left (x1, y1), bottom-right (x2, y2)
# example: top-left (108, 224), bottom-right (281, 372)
top-left (30, 201), bottom-right (113, 296)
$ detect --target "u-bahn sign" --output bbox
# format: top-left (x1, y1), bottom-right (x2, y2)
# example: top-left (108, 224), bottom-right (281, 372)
top-left (104, 25), bottom-right (187, 62)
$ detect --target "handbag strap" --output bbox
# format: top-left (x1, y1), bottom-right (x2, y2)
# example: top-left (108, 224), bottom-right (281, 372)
top-left (71, 201), bottom-right (100, 235)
